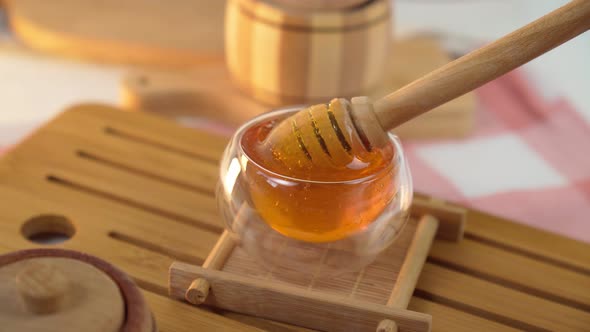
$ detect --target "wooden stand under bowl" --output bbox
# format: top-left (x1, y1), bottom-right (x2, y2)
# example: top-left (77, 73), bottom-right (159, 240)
top-left (169, 197), bottom-right (466, 332)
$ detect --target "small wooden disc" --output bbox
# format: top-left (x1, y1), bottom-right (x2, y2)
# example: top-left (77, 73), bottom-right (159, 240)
top-left (0, 257), bottom-right (125, 332)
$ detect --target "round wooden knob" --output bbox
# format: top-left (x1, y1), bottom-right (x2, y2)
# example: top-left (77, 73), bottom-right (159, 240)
top-left (16, 261), bottom-right (69, 314)
top-left (376, 319), bottom-right (398, 332)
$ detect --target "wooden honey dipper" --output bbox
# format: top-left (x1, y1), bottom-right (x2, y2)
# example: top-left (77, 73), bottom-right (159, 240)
top-left (264, 0), bottom-right (590, 168)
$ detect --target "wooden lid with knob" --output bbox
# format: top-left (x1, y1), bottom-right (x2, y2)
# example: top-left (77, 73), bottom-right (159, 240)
top-left (0, 249), bottom-right (155, 332)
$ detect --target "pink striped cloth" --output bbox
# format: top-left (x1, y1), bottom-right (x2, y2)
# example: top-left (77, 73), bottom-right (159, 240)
top-left (405, 70), bottom-right (590, 244)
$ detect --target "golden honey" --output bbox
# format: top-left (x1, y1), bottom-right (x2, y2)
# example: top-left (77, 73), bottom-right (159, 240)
top-left (241, 117), bottom-right (397, 243)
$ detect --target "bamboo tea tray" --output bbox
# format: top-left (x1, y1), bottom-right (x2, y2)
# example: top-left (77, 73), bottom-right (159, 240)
top-left (0, 105), bottom-right (589, 331)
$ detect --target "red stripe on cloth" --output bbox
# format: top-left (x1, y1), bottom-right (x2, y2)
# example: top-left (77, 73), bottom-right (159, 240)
top-left (477, 72), bottom-right (542, 130)
top-left (576, 179), bottom-right (590, 202)
top-left (520, 99), bottom-right (590, 181)
top-left (498, 70), bottom-right (550, 119)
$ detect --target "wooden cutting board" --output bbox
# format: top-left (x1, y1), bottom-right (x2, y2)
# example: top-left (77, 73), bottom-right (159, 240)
top-left (3, 0), bottom-right (226, 66)
top-left (121, 37), bottom-right (477, 139)
top-left (0, 104), bottom-right (588, 331)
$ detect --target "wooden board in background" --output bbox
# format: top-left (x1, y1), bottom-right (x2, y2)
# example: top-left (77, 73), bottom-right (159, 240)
top-left (4, 0), bottom-right (226, 66)
top-left (121, 37), bottom-right (476, 140)
top-left (0, 105), bottom-right (588, 331)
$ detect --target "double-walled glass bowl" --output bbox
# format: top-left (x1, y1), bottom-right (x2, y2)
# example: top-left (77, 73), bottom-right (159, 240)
top-left (217, 107), bottom-right (413, 276)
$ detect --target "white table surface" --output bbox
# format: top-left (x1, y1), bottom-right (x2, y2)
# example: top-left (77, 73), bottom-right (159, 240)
top-left (0, 0), bottom-right (588, 146)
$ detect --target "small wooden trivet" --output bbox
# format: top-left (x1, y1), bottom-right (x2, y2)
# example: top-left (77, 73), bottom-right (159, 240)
top-left (169, 197), bottom-right (466, 332)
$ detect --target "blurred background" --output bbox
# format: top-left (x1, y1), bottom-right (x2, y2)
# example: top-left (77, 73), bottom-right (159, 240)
top-left (0, 0), bottom-right (588, 242)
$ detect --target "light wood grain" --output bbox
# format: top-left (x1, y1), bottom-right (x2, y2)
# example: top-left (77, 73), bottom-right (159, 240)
top-left (121, 65), bottom-right (266, 126)
top-left (387, 215), bottom-right (438, 308)
top-left (171, 213), bottom-right (440, 331)
top-left (411, 196), bottom-right (466, 242)
top-left (216, 217), bottom-right (420, 304)
top-left (221, 311), bottom-right (320, 332)
top-left (430, 237), bottom-right (590, 309)
top-left (5, 0), bottom-right (226, 66)
top-left (407, 298), bottom-right (521, 332)
top-left (417, 263), bottom-right (590, 331)
top-left (378, 37), bottom-right (476, 139)
top-left (142, 291), bottom-right (264, 332)
top-left (373, 0), bottom-right (590, 130)
top-left (465, 209), bottom-right (590, 275)
top-left (121, 37), bottom-right (475, 139)
top-left (170, 263), bottom-right (432, 332)
top-left (225, 0), bottom-right (391, 106)
top-left (202, 231), bottom-right (236, 270)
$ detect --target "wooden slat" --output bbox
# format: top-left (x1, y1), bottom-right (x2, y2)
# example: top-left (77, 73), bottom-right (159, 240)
top-left (414, 193), bottom-right (590, 274)
top-left (9, 136), bottom-right (222, 232)
top-left (412, 196), bottom-right (465, 242)
top-left (143, 292), bottom-right (264, 332)
top-left (430, 238), bottom-right (590, 310)
top-left (466, 209), bottom-right (590, 275)
top-left (74, 136), bottom-right (219, 193)
top-left (60, 105), bottom-right (228, 162)
top-left (408, 298), bottom-right (520, 332)
top-left (388, 216), bottom-right (438, 308)
top-left (170, 263), bottom-right (432, 332)
top-left (417, 263), bottom-right (590, 331)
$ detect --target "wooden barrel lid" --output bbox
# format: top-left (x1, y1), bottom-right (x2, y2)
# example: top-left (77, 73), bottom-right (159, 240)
top-left (0, 249), bottom-right (154, 332)
top-left (270, 0), bottom-right (368, 10)
top-left (238, 0), bottom-right (389, 29)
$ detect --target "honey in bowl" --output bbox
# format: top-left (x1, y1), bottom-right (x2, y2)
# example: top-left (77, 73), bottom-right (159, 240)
top-left (241, 115), bottom-right (397, 243)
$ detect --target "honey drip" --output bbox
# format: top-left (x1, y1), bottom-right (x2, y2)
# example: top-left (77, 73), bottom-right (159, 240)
top-left (241, 115), bottom-right (397, 243)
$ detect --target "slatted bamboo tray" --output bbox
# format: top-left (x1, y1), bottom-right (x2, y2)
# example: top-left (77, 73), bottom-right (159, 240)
top-left (0, 104), bottom-right (589, 331)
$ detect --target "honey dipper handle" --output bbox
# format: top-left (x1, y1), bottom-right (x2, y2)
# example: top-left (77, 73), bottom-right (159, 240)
top-left (373, 0), bottom-right (590, 130)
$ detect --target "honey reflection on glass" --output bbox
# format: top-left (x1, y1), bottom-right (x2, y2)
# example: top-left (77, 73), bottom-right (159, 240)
top-left (240, 117), bottom-right (397, 243)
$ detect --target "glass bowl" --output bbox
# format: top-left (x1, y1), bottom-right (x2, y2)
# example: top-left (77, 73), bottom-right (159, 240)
top-left (217, 106), bottom-right (413, 277)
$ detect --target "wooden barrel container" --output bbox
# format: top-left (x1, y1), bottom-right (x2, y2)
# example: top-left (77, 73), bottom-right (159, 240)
top-left (0, 248), bottom-right (155, 332)
top-left (225, 0), bottom-right (392, 106)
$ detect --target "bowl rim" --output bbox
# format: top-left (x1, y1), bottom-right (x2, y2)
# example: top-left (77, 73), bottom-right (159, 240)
top-left (233, 106), bottom-right (406, 185)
